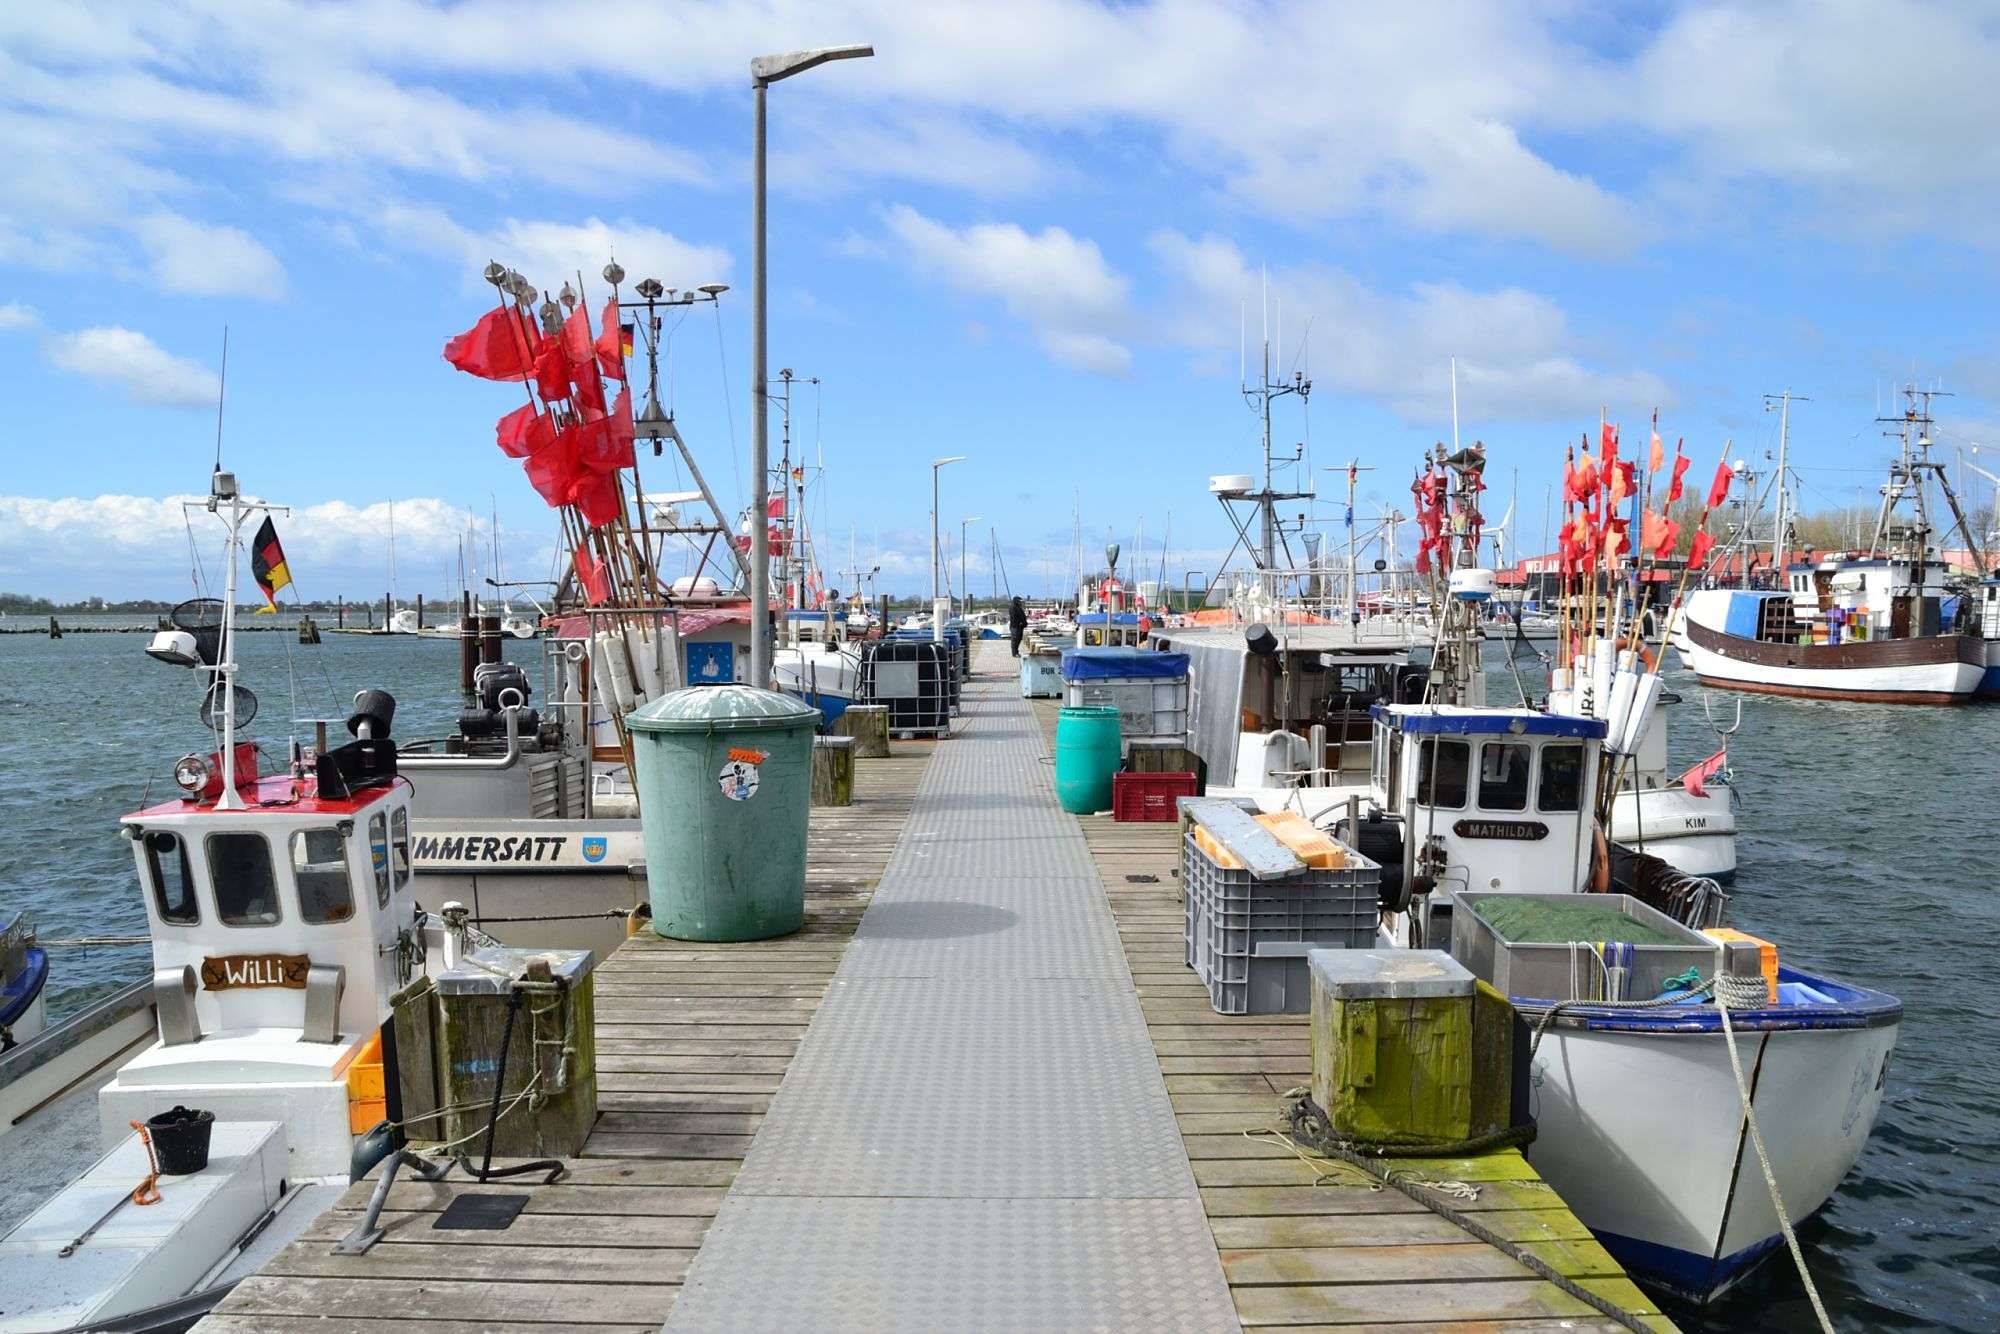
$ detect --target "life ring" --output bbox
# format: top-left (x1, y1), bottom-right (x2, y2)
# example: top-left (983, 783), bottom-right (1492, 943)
top-left (1617, 637), bottom-right (1657, 672)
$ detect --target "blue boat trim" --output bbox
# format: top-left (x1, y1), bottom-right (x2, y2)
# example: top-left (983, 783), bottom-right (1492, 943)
top-left (1370, 704), bottom-right (1609, 739)
top-left (1514, 965), bottom-right (1902, 1033)
top-left (1593, 1225), bottom-right (1786, 1305)
top-left (1, 945), bottom-right (48, 1027)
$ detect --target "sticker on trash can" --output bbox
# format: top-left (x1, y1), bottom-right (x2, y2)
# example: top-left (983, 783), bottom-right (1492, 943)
top-left (718, 757), bottom-right (762, 801)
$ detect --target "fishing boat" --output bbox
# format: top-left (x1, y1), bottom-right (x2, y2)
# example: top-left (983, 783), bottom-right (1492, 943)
top-left (0, 469), bottom-right (593, 1330)
top-left (1, 914), bottom-right (48, 1049)
top-left (1680, 387), bottom-right (1989, 704)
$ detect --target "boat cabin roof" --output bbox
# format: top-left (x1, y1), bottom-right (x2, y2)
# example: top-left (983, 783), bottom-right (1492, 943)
top-left (125, 772), bottom-right (398, 823)
top-left (1371, 703), bottom-right (1607, 739)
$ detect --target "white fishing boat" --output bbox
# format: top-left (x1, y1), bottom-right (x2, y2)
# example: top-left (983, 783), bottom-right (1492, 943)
top-left (0, 471), bottom-right (594, 1330)
top-left (0, 914), bottom-right (48, 1049)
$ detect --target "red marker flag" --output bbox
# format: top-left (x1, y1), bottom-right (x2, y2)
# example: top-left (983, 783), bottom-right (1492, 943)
top-left (594, 298), bottom-right (624, 380)
top-left (495, 403), bottom-right (555, 459)
top-left (572, 543), bottom-right (610, 604)
top-left (1680, 747), bottom-right (1728, 799)
top-left (531, 335), bottom-right (571, 403)
top-left (1706, 459), bottom-right (1733, 509)
top-left (1642, 509), bottom-right (1679, 559)
top-left (1648, 427), bottom-right (1664, 473)
top-left (569, 468), bottom-right (622, 528)
top-left (1600, 422), bottom-right (1619, 466)
top-left (443, 307), bottom-right (540, 381)
top-left (1687, 527), bottom-right (1715, 569)
top-left (1666, 445), bottom-right (1691, 504)
top-left (560, 302), bottom-right (593, 367)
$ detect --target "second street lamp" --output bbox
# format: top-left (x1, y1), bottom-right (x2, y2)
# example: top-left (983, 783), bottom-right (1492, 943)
top-left (931, 456), bottom-right (965, 640)
top-left (960, 516), bottom-right (982, 619)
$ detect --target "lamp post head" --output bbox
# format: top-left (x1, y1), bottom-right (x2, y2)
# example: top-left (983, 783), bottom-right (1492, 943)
top-left (933, 455), bottom-right (967, 470)
top-left (752, 44), bottom-right (874, 85)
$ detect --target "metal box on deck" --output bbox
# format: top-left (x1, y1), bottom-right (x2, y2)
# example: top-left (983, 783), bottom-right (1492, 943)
top-left (861, 640), bottom-right (951, 735)
top-left (1448, 890), bottom-right (1717, 1002)
top-left (422, 946), bottom-right (597, 1158)
top-left (1020, 652), bottom-right (1064, 699)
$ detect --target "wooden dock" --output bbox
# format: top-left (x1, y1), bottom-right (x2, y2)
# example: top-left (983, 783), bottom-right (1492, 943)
top-left (198, 743), bottom-right (931, 1333)
top-left (1033, 699), bottom-right (1675, 1332)
top-left (199, 653), bottom-right (1673, 1331)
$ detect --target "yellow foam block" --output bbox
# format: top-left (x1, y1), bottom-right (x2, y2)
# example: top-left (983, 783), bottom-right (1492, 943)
top-left (1702, 927), bottom-right (1778, 1004)
top-left (1255, 811), bottom-right (1349, 869)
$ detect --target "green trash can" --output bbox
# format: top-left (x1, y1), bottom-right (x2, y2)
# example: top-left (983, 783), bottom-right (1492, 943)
top-left (625, 685), bottom-right (821, 941)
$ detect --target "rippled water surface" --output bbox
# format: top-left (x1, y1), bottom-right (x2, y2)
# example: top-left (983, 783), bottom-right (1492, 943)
top-left (1, 626), bottom-right (1993, 1330)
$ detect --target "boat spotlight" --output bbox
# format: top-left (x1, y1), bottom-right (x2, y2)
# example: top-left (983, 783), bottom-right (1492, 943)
top-left (145, 629), bottom-right (203, 667)
top-left (172, 752), bottom-right (214, 796)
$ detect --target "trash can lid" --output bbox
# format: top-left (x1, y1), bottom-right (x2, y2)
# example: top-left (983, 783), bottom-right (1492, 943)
top-left (626, 684), bottom-right (821, 734)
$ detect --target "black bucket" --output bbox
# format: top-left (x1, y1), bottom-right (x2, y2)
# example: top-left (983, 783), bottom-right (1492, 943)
top-left (147, 1105), bottom-right (215, 1175)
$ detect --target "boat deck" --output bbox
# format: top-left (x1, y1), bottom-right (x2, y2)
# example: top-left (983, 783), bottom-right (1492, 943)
top-left (200, 644), bottom-right (1671, 1332)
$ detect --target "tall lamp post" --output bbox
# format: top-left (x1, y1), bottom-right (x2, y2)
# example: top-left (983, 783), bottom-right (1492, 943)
top-left (959, 515), bottom-right (983, 618)
top-left (931, 456), bottom-right (966, 639)
top-left (749, 43), bottom-right (873, 689)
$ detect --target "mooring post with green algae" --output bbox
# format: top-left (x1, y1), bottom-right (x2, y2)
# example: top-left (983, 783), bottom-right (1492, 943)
top-left (1310, 949), bottom-right (1485, 1147)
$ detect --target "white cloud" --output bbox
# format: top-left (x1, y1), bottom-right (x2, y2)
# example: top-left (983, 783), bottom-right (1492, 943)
top-left (1150, 231), bottom-right (1668, 423)
top-left (43, 327), bottom-right (221, 409)
top-left (377, 206), bottom-right (732, 296)
top-left (0, 303), bottom-right (36, 331)
top-left (885, 204), bottom-right (1132, 373)
top-left (0, 493), bottom-right (496, 600)
top-left (132, 213), bottom-right (287, 298)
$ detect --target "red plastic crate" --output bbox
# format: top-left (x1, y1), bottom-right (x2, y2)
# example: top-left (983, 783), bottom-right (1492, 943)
top-left (1112, 770), bottom-right (1198, 822)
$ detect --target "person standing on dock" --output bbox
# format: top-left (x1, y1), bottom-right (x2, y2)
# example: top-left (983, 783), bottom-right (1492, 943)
top-left (1008, 595), bottom-right (1027, 656)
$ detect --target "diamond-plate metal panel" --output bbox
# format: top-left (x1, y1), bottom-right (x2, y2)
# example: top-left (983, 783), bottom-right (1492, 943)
top-left (666, 1197), bottom-right (1240, 1333)
top-left (664, 664), bottom-right (1238, 1331)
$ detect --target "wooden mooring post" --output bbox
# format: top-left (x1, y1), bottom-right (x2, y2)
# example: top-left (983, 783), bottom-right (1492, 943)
top-left (811, 735), bottom-right (855, 807)
top-left (833, 703), bottom-right (890, 757)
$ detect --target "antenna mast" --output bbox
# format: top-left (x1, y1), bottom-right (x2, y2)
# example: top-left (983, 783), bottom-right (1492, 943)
top-left (1239, 274), bottom-right (1311, 572)
top-left (1763, 390), bottom-right (1806, 568)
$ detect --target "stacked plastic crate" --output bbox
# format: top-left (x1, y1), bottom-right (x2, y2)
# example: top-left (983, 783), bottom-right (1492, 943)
top-left (1182, 816), bottom-right (1382, 1015)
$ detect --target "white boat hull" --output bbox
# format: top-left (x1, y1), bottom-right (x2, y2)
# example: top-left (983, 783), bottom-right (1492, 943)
top-left (1526, 988), bottom-right (1899, 1302)
top-left (1608, 784), bottom-right (1737, 881)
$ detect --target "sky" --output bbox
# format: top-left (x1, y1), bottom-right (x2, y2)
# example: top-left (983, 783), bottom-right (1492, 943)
top-left (6, 0), bottom-right (2000, 602)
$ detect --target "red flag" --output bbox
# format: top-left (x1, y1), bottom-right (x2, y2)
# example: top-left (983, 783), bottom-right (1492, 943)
top-left (524, 444), bottom-right (579, 508)
top-left (1648, 427), bottom-right (1664, 474)
top-left (607, 383), bottom-right (634, 460)
top-left (560, 302), bottom-right (593, 366)
top-left (572, 543), bottom-right (610, 604)
top-left (1571, 450), bottom-right (1597, 501)
top-left (1600, 422), bottom-right (1619, 466)
top-left (1608, 459), bottom-right (1635, 505)
top-left (569, 468), bottom-right (623, 527)
top-left (1679, 747), bottom-right (1727, 799)
top-left (595, 298), bottom-right (624, 380)
top-left (573, 356), bottom-right (607, 417)
top-left (444, 307), bottom-right (540, 381)
top-left (1706, 460), bottom-right (1733, 509)
top-left (531, 335), bottom-right (571, 402)
top-left (495, 403), bottom-right (556, 459)
top-left (1666, 447), bottom-right (1691, 504)
top-left (1641, 510), bottom-right (1679, 559)
top-left (766, 493), bottom-right (785, 519)
top-left (1687, 527), bottom-right (1715, 568)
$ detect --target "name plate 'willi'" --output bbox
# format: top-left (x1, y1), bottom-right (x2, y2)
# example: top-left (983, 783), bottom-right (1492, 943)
top-left (201, 953), bottom-right (312, 990)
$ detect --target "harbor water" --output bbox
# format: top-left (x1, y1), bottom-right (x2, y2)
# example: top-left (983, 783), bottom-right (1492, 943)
top-left (0, 626), bottom-right (1993, 1330)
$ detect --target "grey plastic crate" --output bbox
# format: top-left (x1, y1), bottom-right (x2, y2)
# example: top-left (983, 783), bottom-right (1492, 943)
top-left (1204, 903), bottom-right (1378, 967)
top-left (1199, 940), bottom-right (1342, 1015)
top-left (1448, 889), bottom-right (1717, 1002)
top-left (1180, 832), bottom-right (1381, 907)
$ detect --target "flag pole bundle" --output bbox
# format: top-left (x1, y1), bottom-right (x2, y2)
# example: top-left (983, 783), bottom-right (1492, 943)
top-left (1546, 413), bottom-right (1734, 824)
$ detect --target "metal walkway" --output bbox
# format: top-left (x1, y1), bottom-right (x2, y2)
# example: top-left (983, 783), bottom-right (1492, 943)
top-left (664, 657), bottom-right (1240, 1332)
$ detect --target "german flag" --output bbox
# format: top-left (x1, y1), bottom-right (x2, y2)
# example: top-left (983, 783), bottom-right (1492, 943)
top-left (250, 516), bottom-right (292, 609)
top-left (620, 322), bottom-right (635, 359)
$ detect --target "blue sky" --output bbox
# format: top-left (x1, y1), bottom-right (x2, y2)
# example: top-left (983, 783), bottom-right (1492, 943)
top-left (5, 0), bottom-right (2000, 601)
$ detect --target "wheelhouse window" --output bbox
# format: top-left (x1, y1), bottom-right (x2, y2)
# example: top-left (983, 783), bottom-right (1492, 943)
top-left (291, 828), bottom-right (354, 924)
top-left (1477, 742), bottom-right (1531, 811)
top-left (390, 807), bottom-right (411, 892)
top-left (207, 833), bottom-right (281, 926)
top-left (1416, 738), bottom-right (1470, 809)
top-left (1538, 744), bottom-right (1585, 812)
top-left (144, 831), bottom-right (197, 925)
top-left (368, 812), bottom-right (391, 908)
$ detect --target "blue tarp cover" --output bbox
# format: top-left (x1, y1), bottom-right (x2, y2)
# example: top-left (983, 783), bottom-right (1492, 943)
top-left (1060, 647), bottom-right (1190, 681)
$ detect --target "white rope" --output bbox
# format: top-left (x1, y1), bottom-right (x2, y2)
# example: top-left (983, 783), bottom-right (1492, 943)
top-left (1714, 973), bottom-right (1837, 1333)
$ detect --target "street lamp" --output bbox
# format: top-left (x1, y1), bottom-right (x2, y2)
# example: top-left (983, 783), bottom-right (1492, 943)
top-left (749, 42), bottom-right (873, 689)
top-left (931, 456), bottom-right (966, 639)
top-left (959, 516), bottom-right (983, 619)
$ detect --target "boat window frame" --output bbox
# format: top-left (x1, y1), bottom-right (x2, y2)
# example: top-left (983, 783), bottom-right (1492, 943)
top-left (290, 826), bottom-right (356, 925)
top-left (368, 811), bottom-right (392, 908)
top-left (1537, 742), bottom-right (1586, 813)
top-left (205, 831), bottom-right (284, 929)
top-left (1415, 737), bottom-right (1470, 810)
top-left (390, 805), bottom-right (412, 894)
top-left (143, 829), bottom-right (199, 926)
top-left (1476, 740), bottom-right (1532, 812)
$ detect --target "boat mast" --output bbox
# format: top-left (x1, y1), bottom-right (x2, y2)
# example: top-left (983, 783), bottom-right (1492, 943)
top-left (1240, 270), bottom-right (1311, 574)
top-left (1867, 386), bottom-right (1984, 577)
top-left (1763, 390), bottom-right (1804, 567)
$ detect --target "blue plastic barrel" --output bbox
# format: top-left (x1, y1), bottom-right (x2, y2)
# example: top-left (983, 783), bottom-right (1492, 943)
top-left (1054, 706), bottom-right (1121, 813)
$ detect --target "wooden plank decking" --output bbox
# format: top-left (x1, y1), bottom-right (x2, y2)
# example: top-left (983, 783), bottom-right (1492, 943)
top-left (1034, 697), bottom-right (1675, 1332)
top-left (199, 742), bottom-right (931, 1333)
